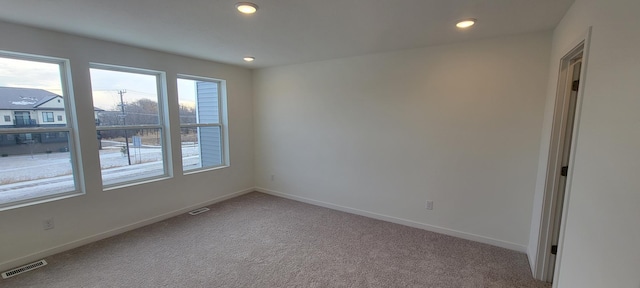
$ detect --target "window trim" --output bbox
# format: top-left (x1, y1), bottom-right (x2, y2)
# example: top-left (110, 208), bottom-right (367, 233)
top-left (177, 74), bottom-right (228, 174)
top-left (0, 51), bottom-right (83, 211)
top-left (90, 63), bottom-right (172, 190)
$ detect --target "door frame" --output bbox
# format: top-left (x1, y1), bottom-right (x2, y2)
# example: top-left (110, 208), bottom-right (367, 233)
top-left (533, 27), bottom-right (591, 284)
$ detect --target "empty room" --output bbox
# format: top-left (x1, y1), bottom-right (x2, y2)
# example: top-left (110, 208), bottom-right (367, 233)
top-left (0, 0), bottom-right (638, 287)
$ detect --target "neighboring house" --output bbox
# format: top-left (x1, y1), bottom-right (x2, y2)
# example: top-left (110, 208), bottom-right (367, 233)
top-left (0, 87), bottom-right (102, 151)
top-left (0, 87), bottom-right (67, 128)
top-left (195, 81), bottom-right (222, 167)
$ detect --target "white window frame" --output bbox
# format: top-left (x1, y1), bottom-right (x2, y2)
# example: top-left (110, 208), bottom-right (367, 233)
top-left (0, 51), bottom-right (82, 210)
top-left (90, 63), bottom-right (172, 189)
top-left (178, 74), bottom-right (229, 174)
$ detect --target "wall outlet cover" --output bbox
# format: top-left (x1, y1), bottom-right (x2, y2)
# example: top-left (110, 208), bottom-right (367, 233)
top-left (426, 201), bottom-right (434, 210)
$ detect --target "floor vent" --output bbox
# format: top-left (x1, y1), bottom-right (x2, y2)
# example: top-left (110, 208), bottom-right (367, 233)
top-left (188, 207), bottom-right (210, 215)
top-left (1, 260), bottom-right (47, 279)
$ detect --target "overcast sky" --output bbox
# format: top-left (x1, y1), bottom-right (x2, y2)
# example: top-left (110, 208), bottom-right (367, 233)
top-left (0, 57), bottom-right (196, 111)
top-left (0, 57), bottom-right (62, 94)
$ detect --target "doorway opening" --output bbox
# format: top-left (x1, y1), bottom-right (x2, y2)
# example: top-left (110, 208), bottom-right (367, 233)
top-left (534, 35), bottom-right (589, 284)
top-left (546, 51), bottom-right (582, 281)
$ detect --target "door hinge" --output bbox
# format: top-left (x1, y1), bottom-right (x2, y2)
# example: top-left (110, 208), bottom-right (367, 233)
top-left (551, 245), bottom-right (558, 255)
top-left (561, 166), bottom-right (568, 176)
top-left (572, 80), bottom-right (580, 91)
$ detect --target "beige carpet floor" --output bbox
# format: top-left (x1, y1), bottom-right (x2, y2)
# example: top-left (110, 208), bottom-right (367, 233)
top-left (3, 192), bottom-right (550, 287)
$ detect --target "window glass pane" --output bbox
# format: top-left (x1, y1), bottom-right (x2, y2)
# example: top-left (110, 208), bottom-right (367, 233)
top-left (90, 66), bottom-right (166, 187)
top-left (0, 55), bottom-right (77, 207)
top-left (90, 68), bottom-right (160, 126)
top-left (0, 57), bottom-right (63, 93)
top-left (0, 132), bottom-right (75, 203)
top-left (181, 126), bottom-right (222, 171)
top-left (178, 77), bottom-right (223, 172)
top-left (97, 128), bottom-right (165, 186)
top-left (177, 78), bottom-right (219, 125)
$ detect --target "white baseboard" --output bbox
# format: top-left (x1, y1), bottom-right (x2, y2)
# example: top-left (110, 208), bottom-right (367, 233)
top-left (527, 246), bottom-right (537, 276)
top-left (256, 187), bottom-right (527, 253)
top-left (0, 187), bottom-right (255, 273)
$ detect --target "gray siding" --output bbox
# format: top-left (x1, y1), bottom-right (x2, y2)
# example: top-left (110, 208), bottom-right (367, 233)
top-left (196, 81), bottom-right (222, 166)
top-left (196, 81), bottom-right (219, 124)
top-left (198, 126), bottom-right (222, 167)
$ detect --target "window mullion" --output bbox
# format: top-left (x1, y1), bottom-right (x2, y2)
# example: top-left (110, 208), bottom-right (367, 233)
top-left (179, 123), bottom-right (221, 129)
top-left (96, 125), bottom-right (162, 131)
top-left (0, 127), bottom-right (72, 134)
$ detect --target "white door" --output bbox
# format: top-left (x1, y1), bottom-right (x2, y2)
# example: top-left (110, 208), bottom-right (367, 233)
top-left (547, 57), bottom-right (582, 281)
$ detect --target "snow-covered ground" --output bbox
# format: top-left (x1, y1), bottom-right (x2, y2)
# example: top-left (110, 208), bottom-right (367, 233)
top-left (0, 142), bottom-right (202, 204)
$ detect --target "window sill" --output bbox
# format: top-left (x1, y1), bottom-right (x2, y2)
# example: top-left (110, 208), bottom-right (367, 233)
top-left (102, 175), bottom-right (173, 192)
top-left (183, 164), bottom-right (229, 176)
top-left (0, 190), bottom-right (84, 212)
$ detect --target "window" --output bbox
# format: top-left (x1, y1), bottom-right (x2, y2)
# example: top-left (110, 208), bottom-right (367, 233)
top-left (42, 112), bottom-right (54, 122)
top-left (57, 115), bottom-right (63, 121)
top-left (177, 76), bottom-right (226, 172)
top-left (0, 52), bottom-right (80, 208)
top-left (13, 111), bottom-right (31, 126)
top-left (90, 65), bottom-right (169, 188)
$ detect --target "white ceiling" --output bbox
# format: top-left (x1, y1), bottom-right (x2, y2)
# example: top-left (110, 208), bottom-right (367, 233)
top-left (0, 0), bottom-right (574, 68)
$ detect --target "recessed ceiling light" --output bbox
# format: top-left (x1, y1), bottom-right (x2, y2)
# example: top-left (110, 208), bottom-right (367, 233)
top-left (243, 56), bottom-right (255, 62)
top-left (456, 19), bottom-right (476, 28)
top-left (236, 2), bottom-right (258, 14)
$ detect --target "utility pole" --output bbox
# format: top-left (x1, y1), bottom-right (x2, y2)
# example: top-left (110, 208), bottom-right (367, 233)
top-left (118, 89), bottom-right (131, 165)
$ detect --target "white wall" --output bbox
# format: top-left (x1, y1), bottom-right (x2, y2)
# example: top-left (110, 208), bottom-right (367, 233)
top-left (0, 110), bottom-right (11, 124)
top-left (37, 98), bottom-right (65, 109)
top-left (531, 0), bottom-right (640, 287)
top-left (254, 32), bottom-right (551, 251)
top-left (0, 21), bottom-right (254, 271)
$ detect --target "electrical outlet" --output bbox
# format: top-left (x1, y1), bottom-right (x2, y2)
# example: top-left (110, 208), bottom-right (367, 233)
top-left (43, 218), bottom-right (54, 230)
top-left (426, 201), bottom-right (434, 210)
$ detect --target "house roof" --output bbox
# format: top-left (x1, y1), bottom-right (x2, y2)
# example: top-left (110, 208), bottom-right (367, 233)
top-left (0, 87), bottom-right (59, 110)
top-left (0, 87), bottom-right (103, 111)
